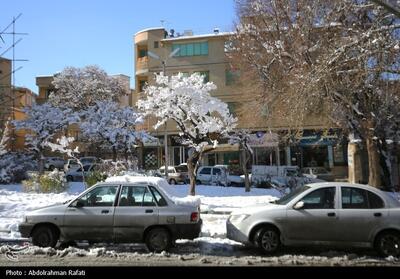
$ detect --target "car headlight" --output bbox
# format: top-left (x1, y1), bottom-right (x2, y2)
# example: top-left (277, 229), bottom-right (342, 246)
top-left (229, 214), bottom-right (250, 224)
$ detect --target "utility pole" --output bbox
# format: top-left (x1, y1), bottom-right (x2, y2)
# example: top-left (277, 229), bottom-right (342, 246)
top-left (148, 48), bottom-right (180, 181)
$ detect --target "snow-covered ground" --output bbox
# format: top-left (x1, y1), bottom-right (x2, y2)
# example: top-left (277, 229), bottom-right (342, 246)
top-left (0, 182), bottom-right (280, 240)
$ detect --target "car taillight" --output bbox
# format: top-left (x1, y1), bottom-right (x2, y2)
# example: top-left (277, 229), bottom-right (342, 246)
top-left (190, 212), bottom-right (199, 222)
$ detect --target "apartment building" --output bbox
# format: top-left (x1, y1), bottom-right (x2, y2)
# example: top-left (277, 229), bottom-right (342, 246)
top-left (133, 27), bottom-right (348, 177)
top-left (0, 57), bottom-right (36, 151)
top-left (27, 28), bottom-right (349, 177)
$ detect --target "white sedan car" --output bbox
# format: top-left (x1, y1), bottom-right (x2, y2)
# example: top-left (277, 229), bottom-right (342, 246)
top-left (227, 182), bottom-right (400, 257)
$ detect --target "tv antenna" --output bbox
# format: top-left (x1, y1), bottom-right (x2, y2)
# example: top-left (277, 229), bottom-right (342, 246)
top-left (0, 13), bottom-right (29, 150)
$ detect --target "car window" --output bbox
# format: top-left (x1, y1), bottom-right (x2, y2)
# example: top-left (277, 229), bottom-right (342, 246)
top-left (213, 168), bottom-right (222, 175)
top-left (175, 166), bottom-right (188, 172)
top-left (77, 186), bottom-right (118, 207)
top-left (118, 186), bottom-right (156, 207)
top-left (368, 191), bottom-right (385, 209)
top-left (313, 168), bottom-right (328, 174)
top-left (199, 168), bottom-right (211, 175)
top-left (149, 186), bottom-right (168, 206)
top-left (341, 187), bottom-right (369, 209)
top-left (275, 185), bottom-right (310, 205)
top-left (301, 187), bottom-right (336, 209)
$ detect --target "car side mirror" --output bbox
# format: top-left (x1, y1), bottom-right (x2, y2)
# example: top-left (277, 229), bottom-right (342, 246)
top-left (75, 200), bottom-right (84, 208)
top-left (293, 201), bottom-right (304, 210)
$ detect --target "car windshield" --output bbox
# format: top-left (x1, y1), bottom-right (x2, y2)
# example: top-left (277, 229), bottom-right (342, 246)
top-left (273, 185), bottom-right (311, 205)
top-left (175, 166), bottom-right (188, 172)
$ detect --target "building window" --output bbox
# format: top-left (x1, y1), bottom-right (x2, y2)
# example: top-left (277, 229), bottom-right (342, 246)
top-left (225, 69), bottom-right (240, 86)
top-left (139, 80), bottom-right (147, 92)
top-left (138, 49), bottom-right (147, 58)
top-left (154, 41), bottom-right (159, 48)
top-left (194, 71), bottom-right (209, 83)
top-left (172, 42), bottom-right (208, 57)
top-left (227, 102), bottom-right (237, 116)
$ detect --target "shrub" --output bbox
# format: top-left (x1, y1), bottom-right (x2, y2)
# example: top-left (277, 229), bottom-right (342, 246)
top-left (23, 169), bottom-right (67, 193)
top-left (86, 170), bottom-right (107, 188)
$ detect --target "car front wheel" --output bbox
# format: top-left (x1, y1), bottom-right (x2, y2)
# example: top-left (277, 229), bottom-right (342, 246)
top-left (145, 228), bottom-right (172, 253)
top-left (375, 231), bottom-right (400, 257)
top-left (254, 227), bottom-right (281, 254)
top-left (31, 225), bottom-right (59, 248)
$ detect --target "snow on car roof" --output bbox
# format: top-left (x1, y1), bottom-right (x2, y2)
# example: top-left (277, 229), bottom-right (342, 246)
top-left (104, 175), bottom-right (165, 184)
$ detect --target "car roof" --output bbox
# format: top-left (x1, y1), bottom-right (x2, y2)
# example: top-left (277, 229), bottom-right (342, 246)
top-left (306, 182), bottom-right (383, 191)
top-left (101, 175), bottom-right (166, 185)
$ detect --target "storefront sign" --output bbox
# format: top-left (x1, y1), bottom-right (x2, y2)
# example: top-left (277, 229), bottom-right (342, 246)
top-left (249, 132), bottom-right (279, 147)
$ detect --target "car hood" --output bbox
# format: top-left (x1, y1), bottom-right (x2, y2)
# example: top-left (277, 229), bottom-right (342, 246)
top-left (26, 203), bottom-right (67, 216)
top-left (230, 202), bottom-right (284, 215)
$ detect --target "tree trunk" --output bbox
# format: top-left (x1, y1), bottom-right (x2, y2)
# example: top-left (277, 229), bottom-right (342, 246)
top-left (241, 149), bottom-right (251, 192)
top-left (38, 152), bottom-right (45, 175)
top-left (366, 136), bottom-right (382, 188)
top-left (187, 150), bottom-right (200, 196)
top-left (112, 147), bottom-right (117, 162)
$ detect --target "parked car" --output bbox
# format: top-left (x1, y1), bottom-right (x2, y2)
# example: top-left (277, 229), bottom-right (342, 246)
top-left (301, 167), bottom-right (335, 181)
top-left (196, 166), bottom-right (244, 186)
top-left (64, 157), bottom-right (98, 172)
top-left (159, 165), bottom-right (189, 185)
top-left (18, 177), bottom-right (202, 252)
top-left (65, 164), bottom-right (97, 182)
top-left (226, 182), bottom-right (400, 257)
top-left (44, 157), bottom-right (65, 171)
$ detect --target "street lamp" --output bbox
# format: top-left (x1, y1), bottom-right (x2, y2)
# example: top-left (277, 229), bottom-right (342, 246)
top-left (147, 48), bottom-right (180, 179)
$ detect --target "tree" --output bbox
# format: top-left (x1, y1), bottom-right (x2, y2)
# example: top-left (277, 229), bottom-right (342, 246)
top-left (233, 0), bottom-right (400, 189)
top-left (138, 73), bottom-right (237, 195)
top-left (49, 65), bottom-right (128, 111)
top-left (13, 104), bottom-right (78, 174)
top-left (79, 101), bottom-right (150, 161)
top-left (229, 130), bottom-right (253, 192)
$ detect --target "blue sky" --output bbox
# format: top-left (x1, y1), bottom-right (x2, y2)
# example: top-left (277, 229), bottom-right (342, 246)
top-left (1, 0), bottom-right (236, 93)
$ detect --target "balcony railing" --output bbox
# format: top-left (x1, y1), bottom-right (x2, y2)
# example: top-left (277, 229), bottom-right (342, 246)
top-left (136, 56), bottom-right (149, 70)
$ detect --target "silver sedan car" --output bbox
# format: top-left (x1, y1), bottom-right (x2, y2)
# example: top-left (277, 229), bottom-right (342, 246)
top-left (227, 182), bottom-right (400, 257)
top-left (19, 177), bottom-right (202, 252)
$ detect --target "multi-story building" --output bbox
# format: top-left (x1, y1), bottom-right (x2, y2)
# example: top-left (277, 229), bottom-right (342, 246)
top-left (0, 57), bottom-right (36, 151)
top-left (133, 27), bottom-right (348, 178)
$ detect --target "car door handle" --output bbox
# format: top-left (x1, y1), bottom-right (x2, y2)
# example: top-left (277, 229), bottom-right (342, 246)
top-left (374, 212), bottom-right (382, 217)
top-left (327, 212), bottom-right (336, 217)
top-left (101, 210), bottom-right (109, 214)
top-left (145, 209), bottom-right (153, 213)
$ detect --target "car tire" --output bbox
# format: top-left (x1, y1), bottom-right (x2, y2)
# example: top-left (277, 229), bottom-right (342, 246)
top-left (49, 165), bottom-right (55, 171)
top-left (374, 231), bottom-right (400, 257)
top-left (169, 179), bottom-right (177, 185)
top-left (31, 225), bottom-right (59, 248)
top-left (196, 180), bottom-right (201, 185)
top-left (145, 228), bottom-right (172, 253)
top-left (254, 226), bottom-right (281, 254)
top-left (66, 175), bottom-right (73, 182)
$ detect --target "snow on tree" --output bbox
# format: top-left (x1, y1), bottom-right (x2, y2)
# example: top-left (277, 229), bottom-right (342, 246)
top-left (138, 73), bottom-right (237, 196)
top-left (49, 65), bottom-right (128, 111)
top-left (45, 136), bottom-right (86, 186)
top-left (79, 101), bottom-right (151, 162)
top-left (0, 118), bottom-right (12, 156)
top-left (229, 130), bottom-right (253, 192)
top-left (232, 0), bottom-right (400, 189)
top-left (13, 104), bottom-right (78, 174)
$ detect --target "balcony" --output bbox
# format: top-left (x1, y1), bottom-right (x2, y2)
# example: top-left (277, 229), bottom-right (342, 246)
top-left (136, 56), bottom-right (149, 74)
